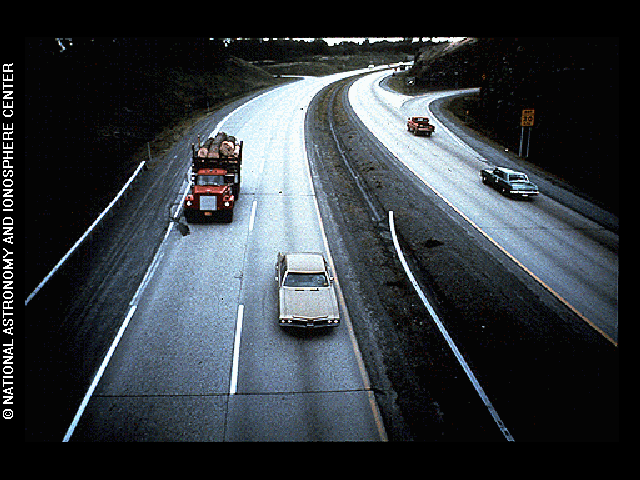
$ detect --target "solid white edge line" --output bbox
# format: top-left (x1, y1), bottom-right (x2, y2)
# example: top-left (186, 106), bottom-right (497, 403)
top-left (423, 90), bottom-right (486, 161)
top-left (62, 153), bottom-right (193, 441)
top-left (62, 232), bottom-right (170, 441)
top-left (26, 160), bottom-right (147, 306)
top-left (229, 304), bottom-right (244, 395)
top-left (63, 305), bottom-right (137, 442)
top-left (63, 90), bottom-right (271, 439)
top-left (63, 77), bottom-right (387, 442)
top-left (208, 88), bottom-right (275, 139)
top-left (389, 210), bottom-right (514, 442)
top-left (62, 88), bottom-right (285, 440)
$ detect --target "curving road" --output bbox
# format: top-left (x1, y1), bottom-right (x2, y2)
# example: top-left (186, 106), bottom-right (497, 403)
top-left (68, 71), bottom-right (387, 441)
top-left (349, 71), bottom-right (619, 344)
top-left (57, 67), bottom-right (617, 441)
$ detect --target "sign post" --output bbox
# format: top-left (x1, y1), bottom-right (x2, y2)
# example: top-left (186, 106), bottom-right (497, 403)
top-left (519, 109), bottom-right (535, 157)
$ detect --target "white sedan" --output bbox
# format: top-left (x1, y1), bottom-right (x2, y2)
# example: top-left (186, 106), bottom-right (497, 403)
top-left (275, 252), bottom-right (340, 328)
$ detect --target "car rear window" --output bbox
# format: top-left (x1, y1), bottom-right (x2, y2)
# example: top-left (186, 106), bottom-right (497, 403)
top-left (509, 174), bottom-right (527, 182)
top-left (284, 273), bottom-right (328, 287)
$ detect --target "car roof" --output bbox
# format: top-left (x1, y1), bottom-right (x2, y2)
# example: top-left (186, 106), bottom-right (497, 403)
top-left (495, 166), bottom-right (526, 175)
top-left (284, 252), bottom-right (326, 273)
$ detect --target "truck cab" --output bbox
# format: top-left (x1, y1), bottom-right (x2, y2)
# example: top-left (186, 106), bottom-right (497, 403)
top-left (184, 167), bottom-right (235, 222)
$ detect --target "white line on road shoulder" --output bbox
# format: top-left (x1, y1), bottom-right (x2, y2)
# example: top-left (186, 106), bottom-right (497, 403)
top-left (388, 210), bottom-right (514, 442)
top-left (248, 200), bottom-right (257, 232)
top-left (63, 154), bottom-right (192, 441)
top-left (63, 305), bottom-right (137, 442)
top-left (26, 160), bottom-right (148, 306)
top-left (229, 304), bottom-right (244, 395)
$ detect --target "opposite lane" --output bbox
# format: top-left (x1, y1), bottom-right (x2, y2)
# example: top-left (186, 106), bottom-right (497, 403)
top-left (349, 71), bottom-right (618, 344)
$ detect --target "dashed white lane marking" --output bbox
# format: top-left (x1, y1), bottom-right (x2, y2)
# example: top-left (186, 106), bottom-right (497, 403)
top-left (248, 200), bottom-right (257, 232)
top-left (229, 304), bottom-right (244, 395)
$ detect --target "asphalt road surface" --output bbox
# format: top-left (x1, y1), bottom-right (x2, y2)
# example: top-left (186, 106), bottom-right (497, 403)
top-left (68, 69), bottom-right (387, 441)
top-left (33, 67), bottom-right (617, 441)
top-left (349, 71), bottom-right (618, 345)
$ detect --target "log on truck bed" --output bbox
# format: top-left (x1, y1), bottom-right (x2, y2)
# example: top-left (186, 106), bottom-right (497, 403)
top-left (195, 132), bottom-right (239, 158)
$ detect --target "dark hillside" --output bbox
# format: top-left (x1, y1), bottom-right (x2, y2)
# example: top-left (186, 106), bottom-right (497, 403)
top-left (24, 38), bottom-right (286, 291)
top-left (24, 37), bottom-right (418, 292)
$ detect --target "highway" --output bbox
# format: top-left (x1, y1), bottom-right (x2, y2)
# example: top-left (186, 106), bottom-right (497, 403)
top-left (56, 67), bottom-right (618, 441)
top-left (67, 70), bottom-right (386, 441)
top-left (349, 71), bottom-right (619, 345)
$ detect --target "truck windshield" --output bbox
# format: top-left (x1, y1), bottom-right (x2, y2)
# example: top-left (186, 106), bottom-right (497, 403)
top-left (284, 273), bottom-right (328, 287)
top-left (197, 175), bottom-right (225, 186)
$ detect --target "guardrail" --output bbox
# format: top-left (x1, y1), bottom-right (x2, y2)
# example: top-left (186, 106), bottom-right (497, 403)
top-left (25, 160), bottom-right (147, 306)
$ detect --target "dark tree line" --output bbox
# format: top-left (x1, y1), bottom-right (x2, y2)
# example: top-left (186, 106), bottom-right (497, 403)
top-left (224, 37), bottom-right (417, 61)
top-left (26, 37), bottom-right (420, 69)
top-left (26, 37), bottom-right (230, 71)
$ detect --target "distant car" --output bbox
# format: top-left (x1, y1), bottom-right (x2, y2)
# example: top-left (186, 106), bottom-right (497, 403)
top-left (275, 252), bottom-right (340, 328)
top-left (407, 116), bottom-right (435, 137)
top-left (481, 166), bottom-right (539, 198)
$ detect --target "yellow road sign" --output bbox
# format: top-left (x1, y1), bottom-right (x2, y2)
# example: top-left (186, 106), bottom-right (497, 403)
top-left (521, 109), bottom-right (535, 127)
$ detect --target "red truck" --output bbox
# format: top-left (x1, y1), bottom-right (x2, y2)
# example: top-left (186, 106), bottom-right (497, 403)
top-left (184, 132), bottom-right (243, 223)
top-left (407, 116), bottom-right (435, 137)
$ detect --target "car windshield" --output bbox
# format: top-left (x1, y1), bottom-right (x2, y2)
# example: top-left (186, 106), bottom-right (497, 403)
top-left (197, 175), bottom-right (225, 186)
top-left (415, 117), bottom-right (428, 122)
top-left (284, 272), bottom-right (328, 287)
